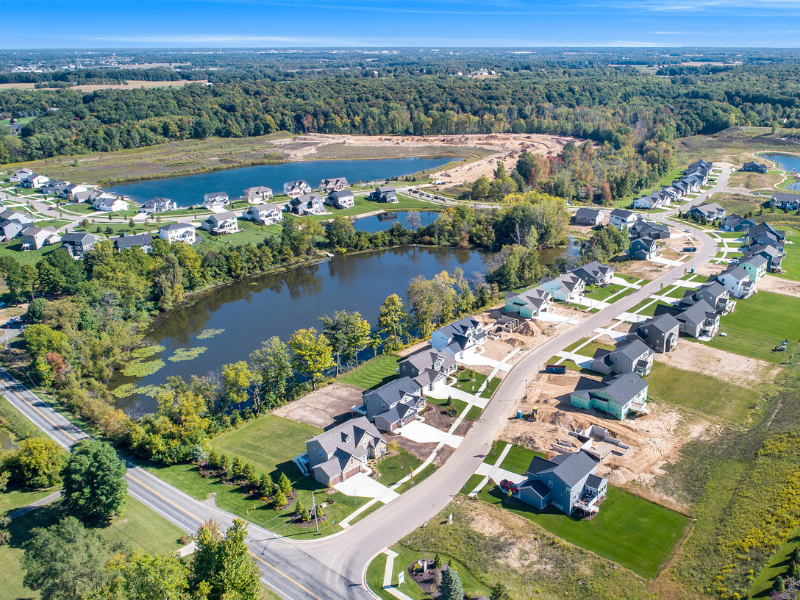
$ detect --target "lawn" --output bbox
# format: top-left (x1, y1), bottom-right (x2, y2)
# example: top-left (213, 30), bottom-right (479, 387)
top-left (454, 369), bottom-right (486, 394)
top-left (339, 355), bottom-right (400, 390)
top-left (662, 285), bottom-right (690, 299)
top-left (459, 473), bottom-right (487, 495)
top-left (771, 234), bottom-right (800, 281)
top-left (648, 361), bottom-right (763, 423)
top-left (751, 525), bottom-right (800, 598)
top-left (479, 377), bottom-right (501, 399)
top-left (703, 291), bottom-right (800, 362)
top-left (366, 546), bottom-right (491, 600)
top-left (427, 395), bottom-right (474, 420)
top-left (498, 443), bottom-right (544, 475)
top-left (477, 486), bottom-right (690, 578)
top-left (0, 241), bottom-right (58, 266)
top-left (682, 273), bottom-right (710, 283)
top-left (209, 414), bottom-right (321, 477)
top-left (628, 299), bottom-right (674, 317)
top-left (584, 284), bottom-right (625, 301)
top-left (0, 497), bottom-right (185, 600)
top-left (376, 449), bottom-right (423, 486)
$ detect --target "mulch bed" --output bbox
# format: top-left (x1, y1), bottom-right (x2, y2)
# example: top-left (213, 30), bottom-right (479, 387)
top-left (289, 513), bottom-right (328, 528)
top-left (407, 559), bottom-right (441, 597)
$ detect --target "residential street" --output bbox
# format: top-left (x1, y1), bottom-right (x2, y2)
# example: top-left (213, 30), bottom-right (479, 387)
top-left (0, 167), bottom-right (727, 599)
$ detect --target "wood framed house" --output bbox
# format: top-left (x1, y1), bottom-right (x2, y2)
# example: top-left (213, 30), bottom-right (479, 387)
top-left (244, 203), bottom-right (283, 225)
top-left (540, 273), bottom-right (585, 303)
top-left (287, 194), bottom-right (325, 216)
top-left (10, 168), bottom-right (32, 184)
top-left (570, 261), bottom-right (615, 286)
top-left (203, 191), bottom-right (229, 209)
top-left (628, 237), bottom-right (659, 261)
top-left (590, 339), bottom-right (654, 377)
top-left (369, 185), bottom-right (397, 203)
top-left (62, 184), bottom-right (88, 200)
top-left (714, 265), bottom-right (755, 299)
top-left (518, 451), bottom-right (607, 516)
top-left (689, 202), bottom-right (726, 222)
top-left (609, 209), bottom-right (640, 230)
top-left (739, 255), bottom-right (768, 283)
top-left (398, 348), bottom-right (457, 392)
top-left (325, 190), bottom-right (355, 209)
top-left (24, 174), bottom-right (49, 189)
top-left (742, 161), bottom-right (768, 174)
top-left (770, 192), bottom-right (800, 211)
top-left (113, 232), bottom-right (153, 253)
top-left (94, 196), bottom-right (129, 212)
top-left (61, 232), bottom-right (98, 258)
top-left (572, 208), bottom-right (602, 226)
top-left (318, 177), bottom-right (349, 194)
top-left (139, 198), bottom-right (176, 214)
top-left (359, 377), bottom-right (425, 433)
top-left (504, 287), bottom-right (553, 318)
top-left (654, 301), bottom-right (721, 339)
top-left (431, 316), bottom-right (487, 359)
top-left (679, 282), bottom-right (736, 314)
top-left (20, 226), bottom-right (60, 251)
top-left (569, 373), bottom-right (649, 420)
top-left (628, 313), bottom-right (680, 353)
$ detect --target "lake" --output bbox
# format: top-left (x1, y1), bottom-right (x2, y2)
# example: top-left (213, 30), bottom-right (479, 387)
top-left (760, 153), bottom-right (800, 173)
top-left (108, 157), bottom-right (458, 207)
top-left (114, 245), bottom-right (490, 414)
top-left (353, 211), bottom-right (439, 233)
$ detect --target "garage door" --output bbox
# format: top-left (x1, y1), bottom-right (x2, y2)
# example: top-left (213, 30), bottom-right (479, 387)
top-left (343, 465), bottom-right (361, 481)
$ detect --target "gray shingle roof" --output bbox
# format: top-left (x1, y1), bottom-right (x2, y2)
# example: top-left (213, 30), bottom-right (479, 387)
top-left (527, 450), bottom-right (599, 489)
top-left (309, 416), bottom-right (384, 459)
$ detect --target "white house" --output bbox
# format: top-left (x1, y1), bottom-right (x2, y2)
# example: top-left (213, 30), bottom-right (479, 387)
top-left (430, 316), bottom-right (487, 360)
top-left (159, 222), bottom-right (196, 244)
top-left (10, 168), bottom-right (32, 183)
top-left (201, 211), bottom-right (239, 235)
top-left (243, 186), bottom-right (273, 203)
top-left (283, 180), bottom-right (312, 198)
top-left (203, 191), bottom-right (229, 210)
top-left (540, 273), bottom-right (586, 302)
top-left (20, 226), bottom-right (61, 251)
top-left (139, 197), bottom-right (176, 214)
top-left (94, 196), bottom-right (129, 212)
top-left (61, 184), bottom-right (88, 199)
top-left (318, 177), bottom-right (349, 194)
top-left (24, 174), bottom-right (49, 189)
top-left (244, 203), bottom-right (283, 225)
top-left (609, 209), bottom-right (640, 229)
top-left (716, 266), bottom-right (755, 299)
top-left (326, 190), bottom-right (355, 209)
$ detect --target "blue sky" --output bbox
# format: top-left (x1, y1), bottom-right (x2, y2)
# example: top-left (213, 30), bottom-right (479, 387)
top-left (9, 0), bottom-right (800, 48)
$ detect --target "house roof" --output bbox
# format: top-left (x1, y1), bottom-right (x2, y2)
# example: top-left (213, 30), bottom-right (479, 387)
top-left (586, 474), bottom-right (605, 489)
top-left (742, 254), bottom-right (768, 269)
top-left (518, 479), bottom-right (551, 500)
top-left (401, 349), bottom-right (455, 373)
top-left (308, 416), bottom-right (384, 458)
top-left (244, 186), bottom-right (272, 194)
top-left (692, 202), bottom-right (725, 216)
top-left (630, 236), bottom-right (657, 251)
top-left (638, 312), bottom-right (681, 335)
top-left (436, 316), bottom-right (482, 340)
top-left (506, 287), bottom-right (552, 311)
top-left (61, 232), bottom-right (97, 244)
top-left (611, 338), bottom-right (653, 363)
top-left (204, 191), bottom-right (228, 199)
top-left (144, 197), bottom-right (172, 206)
top-left (114, 232), bottom-right (153, 249)
top-left (771, 192), bottom-right (800, 203)
top-left (320, 177), bottom-right (348, 186)
top-left (285, 180), bottom-right (309, 188)
top-left (721, 265), bottom-right (750, 282)
top-left (376, 185), bottom-right (396, 193)
top-left (526, 450), bottom-right (599, 489)
top-left (329, 190), bottom-right (354, 200)
top-left (570, 261), bottom-right (613, 282)
top-left (160, 222), bottom-right (194, 232)
top-left (610, 208), bottom-right (637, 220)
top-left (575, 207), bottom-right (601, 220)
top-left (571, 373), bottom-right (649, 408)
top-left (210, 211), bottom-right (237, 222)
top-left (367, 376), bottom-right (422, 406)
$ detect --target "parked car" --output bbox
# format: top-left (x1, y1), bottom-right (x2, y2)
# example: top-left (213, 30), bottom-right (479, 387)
top-left (684, 228), bottom-right (691, 233)
top-left (499, 479), bottom-right (519, 493)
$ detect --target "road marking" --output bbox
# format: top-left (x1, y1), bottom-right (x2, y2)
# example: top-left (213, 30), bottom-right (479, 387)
top-left (127, 472), bottom-right (319, 600)
top-left (0, 373), bottom-right (79, 444)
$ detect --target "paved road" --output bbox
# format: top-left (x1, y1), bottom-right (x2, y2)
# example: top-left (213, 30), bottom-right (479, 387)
top-left (0, 165), bottom-right (729, 598)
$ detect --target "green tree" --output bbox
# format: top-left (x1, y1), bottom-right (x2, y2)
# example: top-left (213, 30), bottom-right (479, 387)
top-left (320, 310), bottom-right (372, 374)
top-left (26, 297), bottom-right (49, 323)
top-left (231, 456), bottom-right (244, 480)
top-left (378, 294), bottom-right (406, 352)
top-left (192, 519), bottom-right (260, 600)
top-left (259, 472), bottom-right (274, 497)
top-left (273, 488), bottom-right (287, 508)
top-left (294, 500), bottom-right (305, 516)
top-left (774, 575), bottom-right (785, 592)
top-left (439, 565), bottom-right (463, 600)
top-left (98, 551), bottom-right (190, 600)
top-left (490, 582), bottom-right (512, 600)
top-left (243, 463), bottom-right (259, 488)
top-left (278, 471), bottom-right (292, 495)
top-left (433, 554), bottom-right (443, 570)
top-left (2, 437), bottom-right (64, 488)
top-left (62, 439), bottom-right (127, 519)
top-left (325, 216), bottom-right (355, 249)
top-left (22, 516), bottom-right (129, 600)
top-left (471, 175), bottom-right (491, 201)
top-left (220, 361), bottom-right (254, 414)
top-left (250, 336), bottom-right (296, 413)
top-left (288, 328), bottom-right (333, 390)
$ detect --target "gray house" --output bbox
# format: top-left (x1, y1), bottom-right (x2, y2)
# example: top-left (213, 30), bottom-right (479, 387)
top-left (654, 300), bottom-right (720, 339)
top-left (398, 349), bottom-right (456, 392)
top-left (305, 417), bottom-right (386, 487)
top-left (325, 190), bottom-right (355, 209)
top-left (722, 214), bottom-right (756, 232)
top-left (742, 244), bottom-right (782, 271)
top-left (518, 451), bottom-right (607, 516)
top-left (680, 282), bottom-right (735, 314)
top-left (590, 338), bottom-right (654, 377)
top-left (61, 232), bottom-right (98, 258)
top-left (572, 208), bottom-right (603, 226)
top-left (113, 232), bottom-right (153, 253)
top-left (370, 185), bottom-right (398, 203)
top-left (288, 194), bottom-right (325, 216)
top-left (690, 202), bottom-right (726, 222)
top-left (0, 219), bottom-right (25, 242)
top-left (243, 186), bottom-right (273, 202)
top-left (629, 313), bottom-right (680, 353)
top-left (628, 237), bottom-right (659, 261)
top-left (771, 192), bottom-right (800, 211)
top-left (140, 197), bottom-right (176, 214)
top-left (630, 220), bottom-right (670, 240)
top-left (742, 161), bottom-right (768, 174)
top-left (360, 376), bottom-right (425, 433)
top-left (318, 177), bottom-right (349, 193)
top-left (570, 261), bottom-right (614, 286)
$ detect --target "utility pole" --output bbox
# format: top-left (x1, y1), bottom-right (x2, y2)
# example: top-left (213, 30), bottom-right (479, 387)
top-left (312, 491), bottom-right (319, 534)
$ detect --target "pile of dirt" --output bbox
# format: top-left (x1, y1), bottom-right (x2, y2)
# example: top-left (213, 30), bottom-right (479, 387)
top-left (547, 410), bottom-right (580, 430)
top-left (516, 320), bottom-right (542, 337)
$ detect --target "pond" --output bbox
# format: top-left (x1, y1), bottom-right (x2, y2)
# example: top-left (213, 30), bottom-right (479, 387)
top-left (759, 153), bottom-right (800, 190)
top-left (107, 157), bottom-right (459, 207)
top-left (0, 430), bottom-right (16, 451)
top-left (352, 211), bottom-right (439, 233)
top-left (114, 245), bottom-right (491, 414)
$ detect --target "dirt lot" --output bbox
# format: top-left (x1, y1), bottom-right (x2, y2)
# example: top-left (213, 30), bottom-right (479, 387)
top-left (502, 370), bottom-right (712, 492)
top-left (758, 274), bottom-right (800, 298)
top-left (656, 339), bottom-right (779, 387)
top-left (726, 169), bottom-right (785, 194)
top-left (609, 257), bottom-right (664, 281)
top-left (273, 382), bottom-right (363, 430)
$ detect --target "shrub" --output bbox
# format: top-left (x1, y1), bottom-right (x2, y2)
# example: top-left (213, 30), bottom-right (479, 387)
top-left (207, 449), bottom-right (220, 469)
top-left (231, 457), bottom-right (244, 479)
top-left (259, 472), bottom-right (274, 497)
top-left (279, 472), bottom-right (292, 495)
top-left (273, 489), bottom-right (288, 508)
top-left (295, 500), bottom-right (305, 516)
top-left (774, 575), bottom-right (785, 592)
top-left (301, 508), bottom-right (311, 522)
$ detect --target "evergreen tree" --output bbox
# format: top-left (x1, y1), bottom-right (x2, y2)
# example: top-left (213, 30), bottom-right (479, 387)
top-left (433, 554), bottom-right (443, 569)
top-left (774, 575), bottom-right (785, 593)
top-left (207, 449), bottom-right (220, 469)
top-left (231, 457), bottom-right (244, 479)
top-left (439, 565), bottom-right (463, 600)
top-left (279, 472), bottom-right (292, 495)
top-left (243, 463), bottom-right (259, 488)
top-left (295, 500), bottom-right (305, 516)
top-left (259, 472), bottom-right (274, 497)
top-left (490, 581), bottom-right (512, 600)
top-left (273, 488), bottom-right (288, 508)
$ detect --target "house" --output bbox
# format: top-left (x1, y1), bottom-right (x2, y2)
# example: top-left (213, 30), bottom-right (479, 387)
top-left (139, 198), bottom-right (176, 214)
top-left (746, 223), bottom-right (785, 249)
top-left (398, 348), bottom-right (457, 392)
top-left (41, 180), bottom-right (69, 195)
top-left (740, 254), bottom-right (768, 283)
top-left (680, 282), bottom-right (736, 314)
top-left (325, 190), bottom-right (355, 209)
top-left (628, 237), bottom-right (659, 261)
top-left (518, 450), bottom-right (607, 516)
top-left (203, 191), bottom-right (229, 209)
top-left (431, 316), bottom-right (487, 359)
top-left (0, 219), bottom-right (24, 243)
top-left (318, 177), bottom-right (349, 194)
top-left (722, 214), bottom-right (756, 232)
top-left (287, 194), bottom-right (325, 216)
top-left (19, 226), bottom-right (60, 251)
top-left (629, 313), bottom-right (680, 353)
top-left (113, 232), bottom-right (153, 253)
top-left (94, 196), bottom-right (128, 212)
top-left (61, 232), bottom-right (98, 258)
top-left (23, 174), bottom-right (49, 189)
top-left (630, 220), bottom-right (670, 240)
top-left (609, 209), bottom-right (640, 230)
top-left (9, 168), bottom-right (32, 183)
top-left (283, 180), bottom-right (312, 198)
top-left (672, 180), bottom-right (689, 197)
top-left (570, 261), bottom-right (614, 286)
top-left (159, 222), bottom-right (196, 245)
top-left (654, 300), bottom-right (720, 339)
top-left (61, 184), bottom-right (88, 200)
top-left (244, 203), bottom-right (283, 225)
top-left (540, 273), bottom-right (586, 303)
top-left (714, 265), bottom-right (756, 299)
top-left (742, 244), bottom-right (783, 272)
top-left (243, 186), bottom-right (273, 203)
top-left (590, 338), bottom-right (654, 377)
top-left (570, 373), bottom-right (649, 420)
top-left (360, 376), bottom-right (425, 432)
top-left (771, 192), bottom-right (800, 211)
top-left (742, 161), bottom-right (768, 174)
top-left (305, 417), bottom-right (386, 487)
top-left (632, 194), bottom-right (667, 210)
top-left (0, 209), bottom-right (34, 225)
top-left (369, 185), bottom-right (398, 203)
top-left (72, 190), bottom-right (93, 203)
top-left (572, 208), bottom-right (603, 226)
top-left (680, 175), bottom-right (701, 193)
top-left (200, 211), bottom-right (239, 235)
top-left (689, 202), bottom-right (726, 223)
top-left (504, 287), bottom-right (553, 318)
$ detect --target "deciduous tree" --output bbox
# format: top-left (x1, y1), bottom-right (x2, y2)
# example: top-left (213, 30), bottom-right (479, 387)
top-left (62, 439), bottom-right (127, 519)
top-left (288, 328), bottom-right (333, 390)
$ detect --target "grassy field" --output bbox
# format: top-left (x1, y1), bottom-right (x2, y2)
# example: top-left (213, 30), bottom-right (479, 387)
top-left (0, 497), bottom-right (185, 600)
top-left (648, 361), bottom-right (763, 423)
top-left (339, 355), bottom-right (400, 390)
top-left (498, 443), bottom-right (543, 475)
top-left (704, 291), bottom-right (800, 362)
top-left (771, 232), bottom-right (800, 281)
top-left (0, 241), bottom-right (58, 266)
top-left (6, 133), bottom-right (487, 186)
top-left (376, 449), bottom-right (423, 486)
top-left (209, 414), bottom-right (321, 477)
top-left (477, 486), bottom-right (689, 578)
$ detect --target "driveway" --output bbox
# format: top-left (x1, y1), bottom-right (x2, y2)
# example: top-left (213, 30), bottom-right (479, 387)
top-left (398, 421), bottom-right (463, 448)
top-left (334, 473), bottom-right (399, 503)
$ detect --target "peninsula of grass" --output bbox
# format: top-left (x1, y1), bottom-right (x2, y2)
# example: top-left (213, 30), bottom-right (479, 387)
top-left (339, 355), bottom-right (400, 390)
top-left (376, 448), bottom-right (423, 486)
top-left (477, 485), bottom-right (689, 578)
